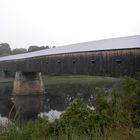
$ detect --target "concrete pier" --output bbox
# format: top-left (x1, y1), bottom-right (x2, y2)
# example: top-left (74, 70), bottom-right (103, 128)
top-left (13, 72), bottom-right (45, 119)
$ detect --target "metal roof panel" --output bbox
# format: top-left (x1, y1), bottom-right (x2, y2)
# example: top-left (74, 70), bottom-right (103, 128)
top-left (0, 35), bottom-right (140, 61)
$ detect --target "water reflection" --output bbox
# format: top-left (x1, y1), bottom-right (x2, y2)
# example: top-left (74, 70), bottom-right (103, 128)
top-left (0, 82), bottom-right (14, 118)
top-left (13, 94), bottom-right (46, 119)
top-left (0, 82), bottom-right (96, 119)
top-left (0, 81), bottom-right (120, 120)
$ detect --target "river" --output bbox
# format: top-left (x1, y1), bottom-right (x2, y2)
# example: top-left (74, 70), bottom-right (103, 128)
top-left (0, 78), bottom-right (121, 122)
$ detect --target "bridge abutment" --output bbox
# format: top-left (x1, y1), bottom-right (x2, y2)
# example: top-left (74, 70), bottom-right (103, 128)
top-left (13, 72), bottom-right (45, 119)
top-left (13, 72), bottom-right (45, 95)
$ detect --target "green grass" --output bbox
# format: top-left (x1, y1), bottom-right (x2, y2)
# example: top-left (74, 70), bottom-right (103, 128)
top-left (43, 75), bottom-right (120, 85)
top-left (135, 129), bottom-right (140, 139)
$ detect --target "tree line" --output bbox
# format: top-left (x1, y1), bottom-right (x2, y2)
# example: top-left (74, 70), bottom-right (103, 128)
top-left (0, 43), bottom-right (50, 57)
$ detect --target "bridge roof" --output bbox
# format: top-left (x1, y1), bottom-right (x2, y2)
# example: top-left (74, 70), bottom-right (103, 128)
top-left (0, 35), bottom-right (140, 62)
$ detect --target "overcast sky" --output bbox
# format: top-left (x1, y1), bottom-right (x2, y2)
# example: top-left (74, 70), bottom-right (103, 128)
top-left (0, 0), bottom-right (140, 49)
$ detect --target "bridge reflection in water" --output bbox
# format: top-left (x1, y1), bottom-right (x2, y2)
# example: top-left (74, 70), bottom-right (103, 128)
top-left (12, 72), bottom-right (45, 119)
top-left (0, 72), bottom-right (46, 120)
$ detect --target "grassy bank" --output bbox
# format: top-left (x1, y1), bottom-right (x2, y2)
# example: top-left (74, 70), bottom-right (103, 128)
top-left (43, 75), bottom-right (120, 85)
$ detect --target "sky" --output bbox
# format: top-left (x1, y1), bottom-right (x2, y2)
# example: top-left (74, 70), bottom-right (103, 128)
top-left (0, 0), bottom-right (140, 49)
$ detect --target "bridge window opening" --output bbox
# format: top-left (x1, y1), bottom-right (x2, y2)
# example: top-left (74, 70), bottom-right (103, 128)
top-left (72, 59), bottom-right (76, 64)
top-left (115, 59), bottom-right (122, 64)
top-left (91, 59), bottom-right (96, 64)
top-left (57, 60), bottom-right (61, 64)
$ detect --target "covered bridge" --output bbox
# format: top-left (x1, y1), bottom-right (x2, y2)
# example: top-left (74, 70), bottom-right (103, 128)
top-left (0, 35), bottom-right (140, 77)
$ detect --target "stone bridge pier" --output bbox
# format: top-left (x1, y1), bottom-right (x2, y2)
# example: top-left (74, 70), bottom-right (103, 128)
top-left (13, 72), bottom-right (45, 119)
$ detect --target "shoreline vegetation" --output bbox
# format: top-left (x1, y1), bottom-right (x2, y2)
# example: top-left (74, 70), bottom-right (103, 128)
top-left (0, 75), bottom-right (139, 140)
top-left (43, 75), bottom-right (120, 84)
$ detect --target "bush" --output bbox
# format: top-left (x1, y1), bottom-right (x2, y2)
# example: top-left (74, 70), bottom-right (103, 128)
top-left (59, 98), bottom-right (95, 134)
top-left (0, 118), bottom-right (49, 140)
top-left (0, 76), bottom-right (139, 139)
top-left (121, 77), bottom-right (140, 128)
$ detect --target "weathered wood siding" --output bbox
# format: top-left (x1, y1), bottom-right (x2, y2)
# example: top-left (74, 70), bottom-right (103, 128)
top-left (0, 48), bottom-right (140, 77)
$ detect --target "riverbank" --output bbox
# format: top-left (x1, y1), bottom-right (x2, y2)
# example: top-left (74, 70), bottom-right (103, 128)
top-left (0, 98), bottom-right (140, 140)
top-left (43, 75), bottom-right (120, 84)
top-left (0, 74), bottom-right (120, 84)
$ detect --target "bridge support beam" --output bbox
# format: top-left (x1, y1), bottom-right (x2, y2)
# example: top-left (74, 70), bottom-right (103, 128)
top-left (13, 72), bottom-right (45, 119)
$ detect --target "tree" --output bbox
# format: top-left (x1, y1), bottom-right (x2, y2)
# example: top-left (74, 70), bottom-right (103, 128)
top-left (12, 48), bottom-right (27, 54)
top-left (28, 45), bottom-right (40, 52)
top-left (0, 43), bottom-right (11, 56)
top-left (28, 45), bottom-right (49, 52)
top-left (40, 46), bottom-right (49, 50)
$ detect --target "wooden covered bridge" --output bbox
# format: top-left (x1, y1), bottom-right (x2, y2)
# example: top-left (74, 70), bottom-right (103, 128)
top-left (0, 35), bottom-right (140, 77)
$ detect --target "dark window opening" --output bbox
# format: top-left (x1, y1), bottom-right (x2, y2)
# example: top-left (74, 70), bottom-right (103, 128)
top-left (115, 59), bottom-right (122, 64)
top-left (46, 61), bottom-right (49, 64)
top-left (72, 59), bottom-right (76, 64)
top-left (57, 60), bottom-right (61, 64)
top-left (36, 62), bottom-right (39, 64)
top-left (91, 59), bottom-right (96, 64)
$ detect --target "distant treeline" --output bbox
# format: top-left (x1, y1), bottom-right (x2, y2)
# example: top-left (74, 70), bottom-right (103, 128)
top-left (0, 43), bottom-right (52, 57)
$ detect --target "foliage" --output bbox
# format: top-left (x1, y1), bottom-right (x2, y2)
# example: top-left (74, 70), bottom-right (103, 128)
top-left (93, 88), bottom-right (133, 128)
top-left (28, 45), bottom-right (49, 52)
top-left (19, 118), bottom-right (49, 140)
top-left (12, 48), bottom-right (27, 54)
top-left (0, 42), bottom-right (50, 56)
top-left (59, 93), bottom-right (136, 139)
top-left (59, 98), bottom-right (95, 134)
top-left (121, 76), bottom-right (140, 128)
top-left (28, 45), bottom-right (40, 52)
top-left (0, 118), bottom-right (49, 140)
top-left (0, 43), bottom-right (11, 56)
